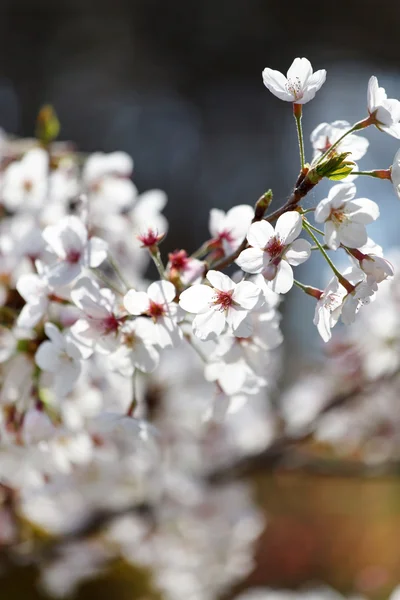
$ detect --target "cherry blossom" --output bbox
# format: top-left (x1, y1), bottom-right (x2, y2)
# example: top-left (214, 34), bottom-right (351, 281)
top-left (2, 148), bottom-right (48, 212)
top-left (310, 120), bottom-right (369, 164)
top-left (123, 280), bottom-right (182, 348)
top-left (166, 249), bottom-right (204, 285)
top-left (236, 212), bottom-right (311, 294)
top-left (179, 270), bottom-right (262, 340)
top-left (314, 182), bottom-right (379, 250)
top-left (35, 323), bottom-right (82, 396)
top-left (70, 277), bottom-right (122, 355)
top-left (16, 271), bottom-right (51, 328)
top-left (367, 76), bottom-right (400, 138)
top-left (108, 318), bottom-right (160, 376)
top-left (360, 254), bottom-right (394, 283)
top-left (41, 216), bottom-right (108, 286)
top-left (262, 57), bottom-right (326, 104)
top-left (208, 205), bottom-right (254, 257)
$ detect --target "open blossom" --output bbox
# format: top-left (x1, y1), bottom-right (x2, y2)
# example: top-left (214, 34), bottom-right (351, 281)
top-left (42, 216), bottom-right (108, 286)
top-left (109, 318), bottom-right (160, 376)
top-left (16, 271), bottom-right (51, 328)
top-left (70, 277), bottom-right (122, 355)
top-left (262, 57), bottom-right (326, 104)
top-left (208, 205), bottom-right (254, 257)
top-left (314, 268), bottom-right (377, 342)
top-left (123, 280), bottom-right (182, 348)
top-left (314, 183), bottom-right (379, 250)
top-left (236, 212), bottom-right (311, 294)
top-left (367, 76), bottom-right (400, 138)
top-left (179, 270), bottom-right (262, 340)
top-left (35, 323), bottom-right (82, 396)
top-left (391, 148), bottom-right (400, 199)
top-left (360, 254), bottom-right (394, 283)
top-left (2, 148), bottom-right (48, 212)
top-left (310, 120), bottom-right (369, 163)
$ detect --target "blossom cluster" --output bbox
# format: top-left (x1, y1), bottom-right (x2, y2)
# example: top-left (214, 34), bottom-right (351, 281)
top-left (1, 57), bottom-right (400, 597)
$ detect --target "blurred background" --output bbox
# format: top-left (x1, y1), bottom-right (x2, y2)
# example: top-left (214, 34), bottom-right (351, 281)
top-left (1, 0), bottom-right (400, 598)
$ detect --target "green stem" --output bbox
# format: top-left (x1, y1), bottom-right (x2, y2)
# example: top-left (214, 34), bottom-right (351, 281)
top-left (92, 268), bottom-right (124, 296)
top-left (293, 279), bottom-right (323, 299)
top-left (305, 222), bottom-right (325, 237)
top-left (191, 241), bottom-right (211, 259)
top-left (150, 249), bottom-right (166, 279)
top-left (293, 104), bottom-right (305, 170)
top-left (302, 220), bottom-right (354, 293)
top-left (108, 255), bottom-right (130, 290)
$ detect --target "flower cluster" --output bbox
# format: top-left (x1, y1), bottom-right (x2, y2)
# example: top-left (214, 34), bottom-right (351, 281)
top-left (1, 56), bottom-right (400, 597)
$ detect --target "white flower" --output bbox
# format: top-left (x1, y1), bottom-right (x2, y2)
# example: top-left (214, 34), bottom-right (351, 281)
top-left (129, 189), bottom-right (168, 240)
top-left (70, 277), bottom-right (121, 355)
top-left (314, 183), bottom-right (379, 250)
top-left (16, 271), bottom-right (51, 328)
top-left (2, 148), bottom-right (48, 211)
top-left (367, 76), bottom-right (400, 138)
top-left (123, 280), bottom-right (182, 348)
top-left (35, 323), bottom-right (82, 396)
top-left (179, 270), bottom-right (262, 340)
top-left (42, 216), bottom-right (108, 286)
top-left (310, 120), bottom-right (369, 163)
top-left (109, 318), bottom-right (160, 376)
top-left (208, 205), bottom-right (254, 257)
top-left (360, 254), bottom-right (394, 284)
top-left (262, 57), bottom-right (326, 104)
top-left (391, 147), bottom-right (400, 199)
top-left (236, 212), bottom-right (311, 294)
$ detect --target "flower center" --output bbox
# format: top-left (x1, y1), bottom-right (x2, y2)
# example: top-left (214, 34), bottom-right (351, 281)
top-left (122, 332), bottom-right (137, 348)
top-left (66, 249), bottom-right (82, 264)
top-left (101, 314), bottom-right (120, 334)
top-left (23, 179), bottom-right (33, 193)
top-left (265, 236), bottom-right (285, 260)
top-left (329, 208), bottom-right (347, 226)
top-left (286, 77), bottom-right (303, 100)
top-left (324, 293), bottom-right (342, 312)
top-left (318, 136), bottom-right (333, 153)
top-left (168, 250), bottom-right (188, 271)
top-left (212, 290), bottom-right (234, 311)
top-left (217, 229), bottom-right (234, 244)
top-left (148, 300), bottom-right (165, 319)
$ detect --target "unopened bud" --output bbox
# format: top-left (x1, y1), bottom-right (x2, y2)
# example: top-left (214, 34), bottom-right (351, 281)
top-left (314, 152), bottom-right (355, 181)
top-left (35, 104), bottom-right (60, 145)
top-left (254, 189), bottom-right (273, 220)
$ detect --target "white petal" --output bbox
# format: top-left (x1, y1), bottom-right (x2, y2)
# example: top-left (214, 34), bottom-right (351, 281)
top-left (35, 341), bottom-right (61, 372)
top-left (17, 300), bottom-right (47, 328)
top-left (328, 182), bottom-right (356, 207)
top-left (314, 198), bottom-right (332, 223)
top-left (46, 262), bottom-right (82, 287)
top-left (269, 260), bottom-right (294, 294)
top-left (123, 290), bottom-right (149, 315)
top-left (246, 220), bottom-right (274, 248)
top-left (154, 317), bottom-right (182, 348)
top-left (287, 57), bottom-right (312, 87)
top-left (275, 211), bottom-right (302, 244)
top-left (179, 284), bottom-right (214, 313)
top-left (262, 68), bottom-right (293, 102)
top-left (284, 238), bottom-right (312, 265)
top-left (381, 122), bottom-right (400, 139)
top-left (206, 270), bottom-right (235, 292)
top-left (227, 307), bottom-right (252, 336)
top-left (224, 205), bottom-right (254, 238)
top-left (208, 208), bottom-right (225, 237)
top-left (324, 221), bottom-right (339, 250)
top-left (54, 360), bottom-right (81, 397)
top-left (147, 280), bottom-right (176, 304)
top-left (44, 323), bottom-right (65, 347)
top-left (16, 273), bottom-right (47, 302)
top-left (192, 310), bottom-right (226, 340)
top-left (338, 222), bottom-right (367, 248)
top-left (87, 237), bottom-right (108, 268)
top-left (345, 198), bottom-right (379, 223)
top-left (232, 280), bottom-right (261, 309)
top-left (235, 247), bottom-right (265, 273)
top-left (132, 341), bottom-right (159, 373)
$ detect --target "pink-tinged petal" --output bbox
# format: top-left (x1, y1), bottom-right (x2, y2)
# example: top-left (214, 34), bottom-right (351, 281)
top-left (338, 222), bottom-right (367, 248)
top-left (324, 221), bottom-right (339, 250)
top-left (132, 341), bottom-right (159, 373)
top-left (227, 307), bottom-right (253, 337)
top-left (35, 341), bottom-right (61, 372)
top-left (123, 290), bottom-right (149, 315)
top-left (192, 309), bottom-right (226, 340)
top-left (179, 284), bottom-right (214, 314)
top-left (314, 198), bottom-right (332, 223)
top-left (262, 68), bottom-right (293, 102)
top-left (236, 247), bottom-right (265, 273)
top-left (87, 237), bottom-right (108, 267)
top-left (148, 280), bottom-right (176, 305)
top-left (206, 270), bottom-right (235, 292)
top-left (328, 182), bottom-right (356, 208)
top-left (232, 280), bottom-right (262, 309)
top-left (275, 211), bottom-right (302, 244)
top-left (246, 220), bottom-right (274, 248)
top-left (208, 208), bottom-right (225, 237)
top-left (345, 198), bottom-right (379, 223)
top-left (284, 238), bottom-right (312, 265)
top-left (17, 300), bottom-right (48, 328)
top-left (287, 57), bottom-right (312, 87)
top-left (269, 260), bottom-right (294, 294)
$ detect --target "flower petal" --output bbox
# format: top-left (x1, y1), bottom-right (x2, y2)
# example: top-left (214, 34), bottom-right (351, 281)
top-left (269, 260), bottom-right (294, 294)
top-left (206, 270), bottom-right (235, 292)
top-left (246, 220), bottom-right (274, 248)
top-left (192, 309), bottom-right (226, 340)
top-left (275, 211), bottom-right (302, 244)
top-left (284, 238), bottom-right (312, 265)
top-left (179, 284), bottom-right (214, 314)
top-left (262, 68), bottom-right (293, 102)
top-left (147, 280), bottom-right (176, 304)
top-left (236, 247), bottom-right (265, 273)
top-left (123, 290), bottom-right (149, 315)
top-left (232, 280), bottom-right (262, 309)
